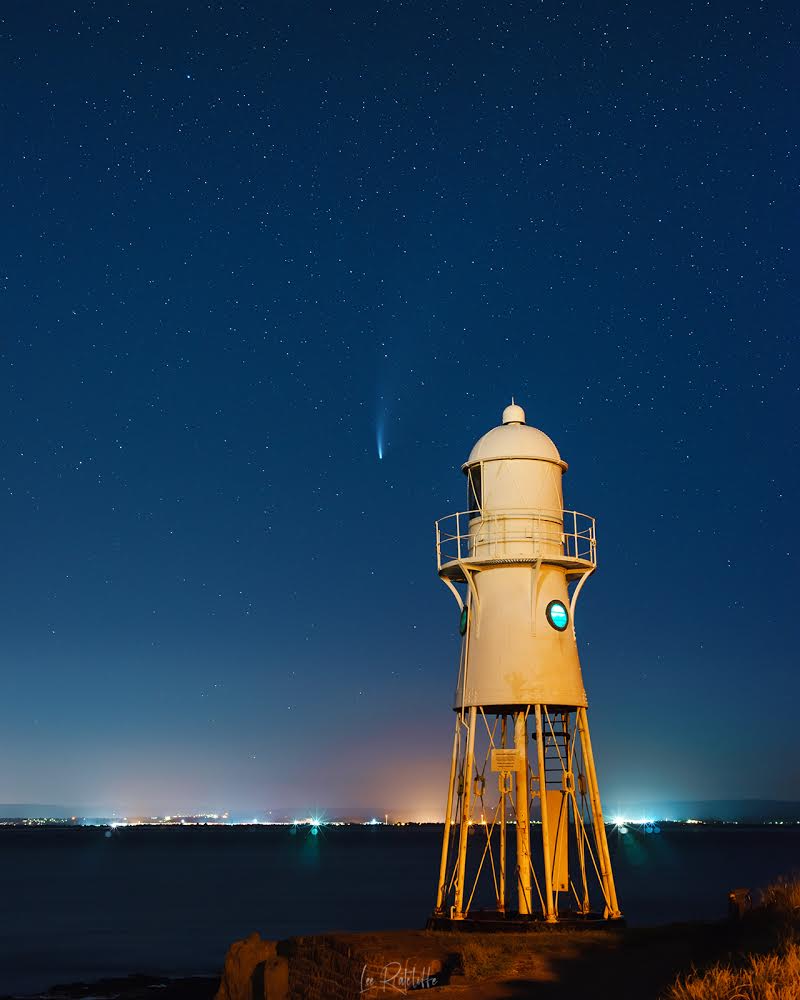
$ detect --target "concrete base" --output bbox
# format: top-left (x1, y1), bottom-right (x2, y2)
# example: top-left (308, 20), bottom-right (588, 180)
top-left (427, 910), bottom-right (626, 932)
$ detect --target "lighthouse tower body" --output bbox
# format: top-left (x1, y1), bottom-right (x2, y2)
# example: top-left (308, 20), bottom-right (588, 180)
top-left (431, 404), bottom-right (621, 926)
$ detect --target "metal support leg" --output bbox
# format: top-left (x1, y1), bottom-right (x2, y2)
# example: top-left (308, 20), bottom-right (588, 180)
top-left (569, 715), bottom-right (591, 915)
top-left (435, 713), bottom-right (462, 913)
top-left (498, 714), bottom-right (507, 913)
top-left (453, 706), bottom-right (477, 919)
top-left (535, 705), bottom-right (557, 922)
top-left (514, 711), bottom-right (532, 915)
top-left (576, 706), bottom-right (621, 919)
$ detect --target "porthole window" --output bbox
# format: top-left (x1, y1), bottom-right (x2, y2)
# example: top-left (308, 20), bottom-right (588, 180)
top-left (545, 600), bottom-right (569, 632)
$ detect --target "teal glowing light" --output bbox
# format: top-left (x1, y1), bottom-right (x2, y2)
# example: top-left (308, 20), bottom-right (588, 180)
top-left (310, 825), bottom-right (319, 836)
top-left (459, 606), bottom-right (468, 636)
top-left (545, 600), bottom-right (569, 632)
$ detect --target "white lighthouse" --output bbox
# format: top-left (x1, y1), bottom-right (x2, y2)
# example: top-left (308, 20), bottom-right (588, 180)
top-left (430, 403), bottom-right (622, 925)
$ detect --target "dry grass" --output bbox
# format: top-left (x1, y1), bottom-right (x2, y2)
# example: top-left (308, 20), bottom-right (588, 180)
top-left (454, 929), bottom-right (613, 982)
top-left (761, 876), bottom-right (800, 917)
top-left (665, 941), bottom-right (800, 1000)
top-left (665, 876), bottom-right (800, 1000)
top-left (458, 937), bottom-right (526, 980)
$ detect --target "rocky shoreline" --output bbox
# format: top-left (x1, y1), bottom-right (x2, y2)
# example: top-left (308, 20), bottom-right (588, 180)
top-left (2, 974), bottom-right (219, 1000)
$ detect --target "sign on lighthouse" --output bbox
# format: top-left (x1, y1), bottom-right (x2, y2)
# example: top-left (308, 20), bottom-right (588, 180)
top-left (429, 403), bottom-right (622, 926)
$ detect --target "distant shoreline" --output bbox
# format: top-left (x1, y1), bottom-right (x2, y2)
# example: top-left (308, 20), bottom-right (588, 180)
top-left (2, 817), bottom-right (799, 829)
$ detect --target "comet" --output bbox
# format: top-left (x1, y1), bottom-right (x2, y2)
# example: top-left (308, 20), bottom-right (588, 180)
top-left (376, 402), bottom-right (386, 460)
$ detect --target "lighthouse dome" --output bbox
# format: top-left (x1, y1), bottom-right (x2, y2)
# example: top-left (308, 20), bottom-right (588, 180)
top-left (464, 404), bottom-right (566, 469)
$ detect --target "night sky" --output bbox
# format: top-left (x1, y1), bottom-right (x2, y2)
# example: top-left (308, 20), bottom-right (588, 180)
top-left (1, 2), bottom-right (797, 819)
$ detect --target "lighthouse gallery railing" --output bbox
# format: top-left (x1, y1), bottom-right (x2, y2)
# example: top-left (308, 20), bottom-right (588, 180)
top-left (435, 509), bottom-right (597, 569)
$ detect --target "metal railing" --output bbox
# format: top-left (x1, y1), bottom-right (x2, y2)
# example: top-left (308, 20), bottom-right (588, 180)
top-left (435, 509), bottom-right (597, 569)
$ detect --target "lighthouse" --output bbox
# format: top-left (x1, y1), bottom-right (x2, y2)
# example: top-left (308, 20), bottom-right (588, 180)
top-left (430, 403), bottom-right (622, 925)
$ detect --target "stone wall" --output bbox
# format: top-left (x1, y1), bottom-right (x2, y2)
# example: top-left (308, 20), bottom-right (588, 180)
top-left (283, 935), bottom-right (368, 1000)
top-left (217, 931), bottom-right (448, 1000)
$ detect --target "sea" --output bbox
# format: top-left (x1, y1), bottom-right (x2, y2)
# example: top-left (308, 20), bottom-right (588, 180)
top-left (1, 823), bottom-right (798, 995)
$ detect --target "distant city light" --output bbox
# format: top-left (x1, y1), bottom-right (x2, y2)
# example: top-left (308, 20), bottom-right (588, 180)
top-left (2, 814), bottom-right (798, 830)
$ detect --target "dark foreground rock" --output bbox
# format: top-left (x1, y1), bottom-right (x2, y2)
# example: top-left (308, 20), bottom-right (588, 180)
top-left (215, 934), bottom-right (287, 1000)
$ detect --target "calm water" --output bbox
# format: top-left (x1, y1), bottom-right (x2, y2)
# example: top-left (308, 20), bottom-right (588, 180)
top-left (1, 823), bottom-right (798, 994)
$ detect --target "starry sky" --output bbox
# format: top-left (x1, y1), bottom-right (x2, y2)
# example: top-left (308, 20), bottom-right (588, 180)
top-left (1, 2), bottom-right (797, 818)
